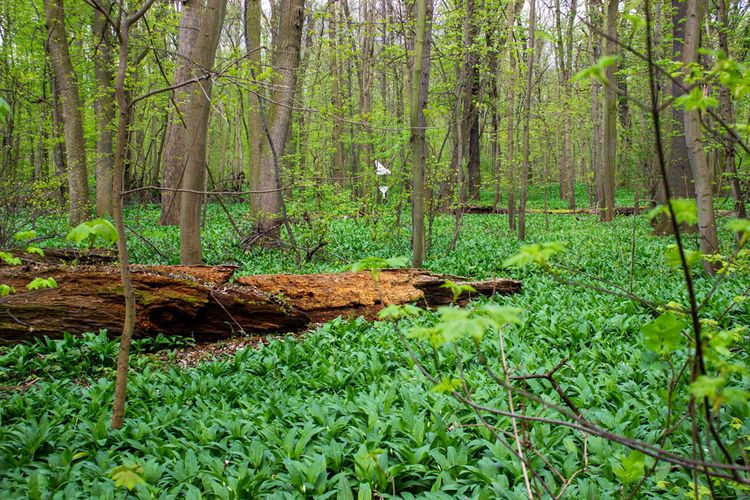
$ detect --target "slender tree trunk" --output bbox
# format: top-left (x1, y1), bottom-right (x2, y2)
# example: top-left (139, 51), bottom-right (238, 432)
top-left (358, 0), bottom-right (375, 202)
top-left (48, 70), bottom-right (67, 202)
top-left (410, 0), bottom-right (433, 267)
top-left (173, 0), bottom-right (226, 264)
top-left (44, 0), bottom-right (89, 225)
top-left (507, 0), bottom-right (518, 230)
top-left (653, 0), bottom-right (695, 233)
top-left (93, 9), bottom-right (115, 216)
top-left (250, 0), bottom-right (305, 238)
top-left (717, 0), bottom-right (745, 218)
top-left (587, 0), bottom-right (603, 208)
top-left (329, 3), bottom-right (345, 184)
top-left (245, 0), bottom-right (263, 200)
top-left (683, 0), bottom-right (718, 274)
top-left (601, 0), bottom-right (617, 221)
top-left (518, 0), bottom-right (536, 240)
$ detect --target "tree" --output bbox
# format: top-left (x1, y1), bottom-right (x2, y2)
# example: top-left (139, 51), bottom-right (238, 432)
top-left (175, 0), bottom-right (227, 264)
top-left (160, 0), bottom-right (226, 230)
top-left (600, 0), bottom-right (617, 221)
top-left (518, 0), bottom-right (537, 241)
top-left (682, 0), bottom-right (718, 274)
top-left (44, 0), bottom-right (89, 225)
top-left (93, 7), bottom-right (115, 216)
top-left (410, 0), bottom-right (434, 267)
top-left (245, 0), bottom-right (263, 195)
top-left (249, 0), bottom-right (305, 239)
top-left (716, 0), bottom-right (746, 219)
top-left (506, 0), bottom-right (520, 231)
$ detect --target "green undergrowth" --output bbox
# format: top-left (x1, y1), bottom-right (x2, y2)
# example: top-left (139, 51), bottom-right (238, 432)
top-left (2, 188), bottom-right (749, 497)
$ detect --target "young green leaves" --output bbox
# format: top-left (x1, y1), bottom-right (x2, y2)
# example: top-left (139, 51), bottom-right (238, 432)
top-left (503, 242), bottom-right (565, 268)
top-left (66, 219), bottom-right (118, 248)
top-left (641, 312), bottom-right (687, 355)
top-left (348, 256), bottom-right (408, 279)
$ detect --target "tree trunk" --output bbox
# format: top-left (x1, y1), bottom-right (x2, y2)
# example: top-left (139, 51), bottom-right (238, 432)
top-left (249, 0), bottom-right (304, 239)
top-left (506, 0), bottom-right (519, 230)
top-left (93, 8), bottom-right (115, 216)
top-left (653, 0), bottom-right (696, 233)
top-left (716, 0), bottom-right (746, 219)
top-left (245, 0), bottom-right (263, 199)
top-left (329, 2), bottom-right (345, 184)
top-left (44, 0), bottom-right (89, 225)
top-left (683, 0), bottom-right (719, 274)
top-left (518, 0), bottom-right (536, 240)
top-left (410, 0), bottom-right (433, 267)
top-left (0, 265), bottom-right (521, 343)
top-left (160, 0), bottom-right (225, 229)
top-left (600, 0), bottom-right (617, 221)
top-left (174, 0), bottom-right (227, 264)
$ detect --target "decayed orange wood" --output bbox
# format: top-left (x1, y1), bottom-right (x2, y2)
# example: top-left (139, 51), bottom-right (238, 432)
top-left (0, 263), bottom-right (521, 343)
top-left (237, 270), bottom-right (521, 322)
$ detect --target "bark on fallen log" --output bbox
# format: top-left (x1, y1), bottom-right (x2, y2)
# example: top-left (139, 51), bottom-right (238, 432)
top-left (237, 270), bottom-right (521, 322)
top-left (459, 206), bottom-right (639, 216)
top-left (0, 264), bottom-right (521, 344)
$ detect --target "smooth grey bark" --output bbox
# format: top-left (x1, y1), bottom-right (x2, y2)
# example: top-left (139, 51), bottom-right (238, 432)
top-left (329, 2), bottom-right (345, 184)
top-left (174, 0), bottom-right (227, 264)
top-left (518, 0), bottom-right (536, 240)
top-left (249, 0), bottom-right (304, 238)
top-left (245, 0), bottom-right (263, 199)
top-left (93, 8), bottom-right (115, 216)
top-left (506, 0), bottom-right (519, 230)
top-left (600, 0), bottom-right (617, 221)
top-left (44, 0), bottom-right (89, 225)
top-left (161, 0), bottom-right (224, 227)
top-left (682, 0), bottom-right (719, 274)
top-left (717, 0), bottom-right (745, 218)
top-left (410, 0), bottom-right (433, 267)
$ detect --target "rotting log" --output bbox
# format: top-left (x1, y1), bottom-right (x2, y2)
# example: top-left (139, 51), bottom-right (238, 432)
top-left (237, 270), bottom-right (521, 322)
top-left (459, 205), bottom-right (639, 216)
top-left (0, 263), bottom-right (521, 344)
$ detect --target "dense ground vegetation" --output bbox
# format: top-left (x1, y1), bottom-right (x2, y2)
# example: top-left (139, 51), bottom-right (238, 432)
top-left (2, 188), bottom-right (749, 498)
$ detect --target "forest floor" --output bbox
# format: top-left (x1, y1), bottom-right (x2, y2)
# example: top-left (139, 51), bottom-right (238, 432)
top-left (1, 186), bottom-right (748, 497)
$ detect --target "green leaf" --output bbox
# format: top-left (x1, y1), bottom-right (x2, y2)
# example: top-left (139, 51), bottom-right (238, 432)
top-left (0, 252), bottom-right (22, 266)
top-left (440, 280), bottom-right (477, 303)
top-left (432, 377), bottom-right (463, 394)
top-left (673, 86), bottom-right (718, 111)
top-left (0, 97), bottom-right (10, 124)
top-left (612, 451), bottom-right (647, 485)
top-left (727, 218), bottom-right (750, 235)
top-left (664, 245), bottom-right (702, 268)
top-left (357, 482), bottom-right (372, 500)
top-left (14, 230), bottom-right (37, 242)
top-left (25, 247), bottom-right (45, 257)
top-left (26, 278), bottom-right (58, 291)
top-left (503, 242), bottom-right (565, 268)
top-left (572, 55), bottom-right (616, 85)
top-left (66, 219), bottom-right (118, 248)
top-left (642, 312), bottom-right (687, 354)
top-left (109, 463), bottom-right (146, 491)
top-left (477, 304), bottom-right (523, 327)
top-left (689, 375), bottom-right (725, 400)
top-left (0, 284), bottom-right (16, 296)
top-left (378, 304), bottom-right (422, 320)
top-left (66, 223), bottom-right (96, 245)
top-left (647, 199), bottom-right (698, 226)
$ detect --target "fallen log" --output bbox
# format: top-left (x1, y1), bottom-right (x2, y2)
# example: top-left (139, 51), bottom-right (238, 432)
top-left (459, 205), bottom-right (639, 216)
top-left (237, 270), bottom-right (521, 322)
top-left (0, 264), bottom-right (521, 344)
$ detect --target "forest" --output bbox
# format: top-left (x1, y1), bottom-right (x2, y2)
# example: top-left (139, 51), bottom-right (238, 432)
top-left (1, 0), bottom-right (750, 496)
